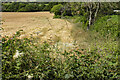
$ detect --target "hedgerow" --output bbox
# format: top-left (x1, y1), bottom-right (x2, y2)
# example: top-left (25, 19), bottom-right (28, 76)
top-left (2, 30), bottom-right (119, 80)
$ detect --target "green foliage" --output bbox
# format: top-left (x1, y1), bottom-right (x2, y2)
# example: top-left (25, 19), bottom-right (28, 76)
top-left (50, 2), bottom-right (118, 27)
top-left (17, 7), bottom-right (26, 12)
top-left (24, 4), bottom-right (35, 12)
top-left (42, 2), bottom-right (59, 11)
top-left (91, 15), bottom-right (119, 38)
top-left (74, 14), bottom-right (119, 38)
top-left (38, 4), bottom-right (45, 11)
top-left (42, 5), bottom-right (51, 11)
top-left (2, 2), bottom-right (19, 12)
top-left (2, 30), bottom-right (119, 79)
top-left (53, 15), bottom-right (61, 18)
top-left (62, 9), bottom-right (73, 16)
top-left (2, 2), bottom-right (61, 12)
top-left (51, 4), bottom-right (63, 16)
top-left (2, 2), bottom-right (39, 12)
top-left (98, 2), bottom-right (119, 16)
top-left (74, 15), bottom-right (88, 29)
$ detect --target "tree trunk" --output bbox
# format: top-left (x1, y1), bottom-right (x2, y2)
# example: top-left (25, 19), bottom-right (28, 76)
top-left (88, 3), bottom-right (92, 30)
top-left (93, 2), bottom-right (100, 23)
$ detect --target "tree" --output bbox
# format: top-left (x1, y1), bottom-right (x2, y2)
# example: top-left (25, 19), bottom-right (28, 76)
top-left (67, 2), bottom-right (118, 30)
top-left (43, 5), bottom-right (51, 11)
top-left (79, 2), bottom-right (101, 30)
top-left (38, 4), bottom-right (45, 11)
top-left (24, 4), bottom-right (35, 12)
top-left (51, 4), bottom-right (63, 16)
top-left (61, 3), bottom-right (72, 16)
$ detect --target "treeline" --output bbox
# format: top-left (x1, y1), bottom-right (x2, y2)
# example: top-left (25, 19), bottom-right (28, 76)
top-left (2, 2), bottom-right (65, 12)
top-left (49, 2), bottom-right (119, 38)
top-left (2, 2), bottom-right (119, 16)
top-left (50, 2), bottom-right (119, 27)
top-left (2, 2), bottom-right (119, 37)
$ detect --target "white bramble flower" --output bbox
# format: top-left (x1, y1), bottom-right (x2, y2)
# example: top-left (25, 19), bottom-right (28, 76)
top-left (28, 75), bottom-right (33, 80)
top-left (13, 50), bottom-right (24, 59)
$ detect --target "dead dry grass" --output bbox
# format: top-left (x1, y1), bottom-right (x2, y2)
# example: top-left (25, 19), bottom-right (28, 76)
top-left (1, 12), bottom-right (74, 43)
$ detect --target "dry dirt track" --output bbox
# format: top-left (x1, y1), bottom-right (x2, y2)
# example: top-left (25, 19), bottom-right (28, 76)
top-left (1, 12), bottom-right (75, 43)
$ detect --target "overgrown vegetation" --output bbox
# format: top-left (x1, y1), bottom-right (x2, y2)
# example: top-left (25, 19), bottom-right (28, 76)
top-left (2, 2), bottom-right (120, 80)
top-left (2, 30), bottom-right (119, 79)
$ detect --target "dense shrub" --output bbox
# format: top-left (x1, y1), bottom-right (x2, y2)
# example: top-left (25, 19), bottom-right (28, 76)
top-left (62, 9), bottom-right (73, 16)
top-left (17, 7), bottom-right (26, 12)
top-left (91, 15), bottom-right (119, 39)
top-left (3, 2), bottom-right (19, 12)
top-left (2, 2), bottom-right (62, 12)
top-left (74, 15), bottom-right (88, 29)
top-left (38, 4), bottom-right (45, 11)
top-left (51, 4), bottom-right (63, 16)
top-left (2, 30), bottom-right (119, 79)
top-left (24, 4), bottom-right (36, 12)
top-left (74, 14), bottom-right (119, 39)
top-left (2, 2), bottom-right (47, 12)
top-left (42, 2), bottom-right (59, 11)
top-left (42, 5), bottom-right (51, 11)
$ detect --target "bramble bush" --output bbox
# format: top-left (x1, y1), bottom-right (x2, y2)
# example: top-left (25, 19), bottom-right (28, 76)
top-left (2, 30), bottom-right (119, 80)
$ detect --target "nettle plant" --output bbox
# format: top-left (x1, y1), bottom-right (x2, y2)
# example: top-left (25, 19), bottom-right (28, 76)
top-left (2, 30), bottom-right (119, 80)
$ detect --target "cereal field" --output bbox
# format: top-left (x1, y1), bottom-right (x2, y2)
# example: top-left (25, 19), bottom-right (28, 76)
top-left (1, 12), bottom-right (75, 43)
